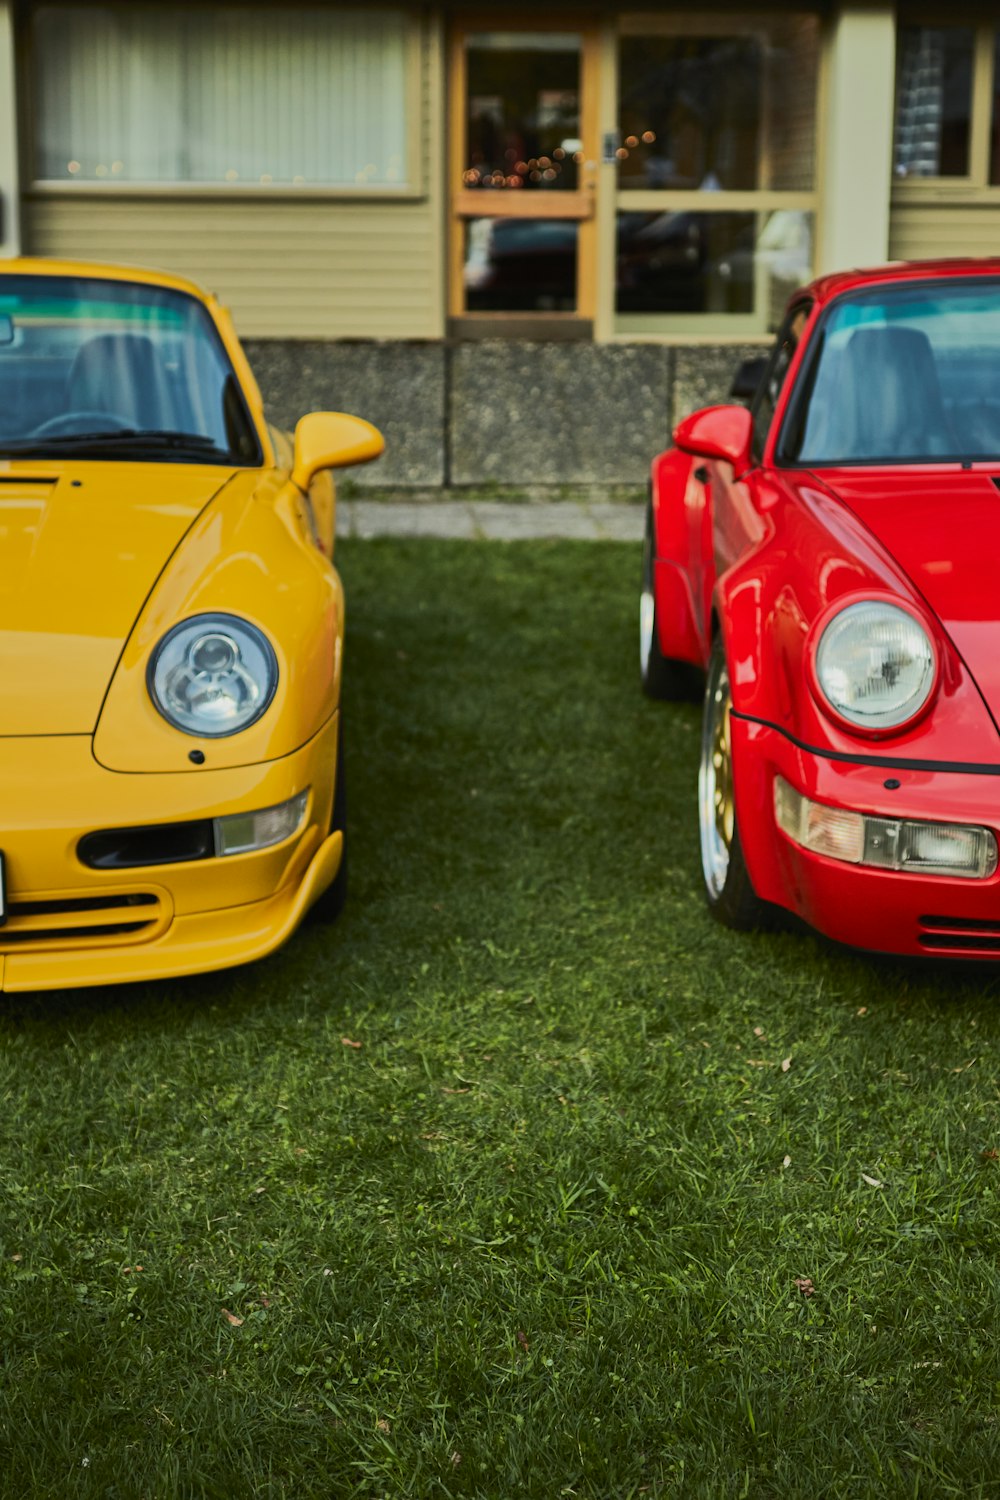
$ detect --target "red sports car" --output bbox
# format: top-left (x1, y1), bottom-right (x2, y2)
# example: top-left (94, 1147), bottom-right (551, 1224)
top-left (642, 258), bottom-right (1000, 958)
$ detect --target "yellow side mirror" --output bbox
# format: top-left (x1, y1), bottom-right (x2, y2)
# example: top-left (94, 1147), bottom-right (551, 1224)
top-left (291, 412), bottom-right (384, 491)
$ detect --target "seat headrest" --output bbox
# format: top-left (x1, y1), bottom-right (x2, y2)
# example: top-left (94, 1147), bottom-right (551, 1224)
top-left (67, 333), bottom-right (175, 430)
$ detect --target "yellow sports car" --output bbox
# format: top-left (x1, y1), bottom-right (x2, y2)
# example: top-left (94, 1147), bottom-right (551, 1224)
top-left (0, 259), bottom-right (383, 991)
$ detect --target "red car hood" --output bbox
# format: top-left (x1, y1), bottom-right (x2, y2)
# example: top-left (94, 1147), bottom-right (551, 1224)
top-left (818, 466), bottom-right (1000, 718)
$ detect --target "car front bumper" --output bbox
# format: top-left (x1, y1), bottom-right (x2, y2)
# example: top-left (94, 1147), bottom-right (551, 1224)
top-left (0, 713), bottom-right (339, 990)
top-left (733, 714), bottom-right (1000, 958)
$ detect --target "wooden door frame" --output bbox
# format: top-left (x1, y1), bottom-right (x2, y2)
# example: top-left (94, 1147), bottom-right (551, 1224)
top-left (447, 16), bottom-right (601, 327)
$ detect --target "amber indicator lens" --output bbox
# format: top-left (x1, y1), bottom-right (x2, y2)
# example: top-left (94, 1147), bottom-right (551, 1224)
top-left (774, 777), bottom-right (998, 879)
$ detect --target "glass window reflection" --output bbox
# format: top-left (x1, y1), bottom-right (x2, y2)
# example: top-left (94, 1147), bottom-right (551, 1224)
top-left (464, 218), bottom-right (578, 312)
top-left (618, 36), bottom-right (762, 191)
top-left (616, 210), bottom-right (812, 322)
top-left (991, 31), bottom-right (1000, 185)
top-left (894, 27), bottom-right (973, 179)
top-left (464, 33), bottom-right (581, 194)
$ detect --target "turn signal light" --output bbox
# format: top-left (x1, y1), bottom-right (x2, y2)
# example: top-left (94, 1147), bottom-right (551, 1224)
top-left (773, 778), bottom-right (998, 880)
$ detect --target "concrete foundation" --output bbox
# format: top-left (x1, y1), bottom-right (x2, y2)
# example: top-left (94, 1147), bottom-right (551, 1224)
top-left (245, 339), bottom-right (766, 489)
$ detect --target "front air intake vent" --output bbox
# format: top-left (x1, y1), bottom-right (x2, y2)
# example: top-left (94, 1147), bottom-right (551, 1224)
top-left (919, 913), bottom-right (1000, 954)
top-left (79, 821), bottom-right (215, 869)
top-left (0, 891), bottom-right (168, 951)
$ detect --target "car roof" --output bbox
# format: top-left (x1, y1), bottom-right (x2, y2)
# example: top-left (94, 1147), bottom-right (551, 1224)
top-left (802, 257), bottom-right (1000, 309)
top-left (0, 256), bottom-right (215, 305)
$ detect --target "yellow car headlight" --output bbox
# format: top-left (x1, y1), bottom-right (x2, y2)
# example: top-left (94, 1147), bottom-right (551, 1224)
top-left (148, 613), bottom-right (278, 737)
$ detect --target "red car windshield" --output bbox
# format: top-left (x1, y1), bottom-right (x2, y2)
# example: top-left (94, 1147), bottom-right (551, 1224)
top-left (0, 275), bottom-right (261, 463)
top-left (782, 279), bottom-right (1000, 466)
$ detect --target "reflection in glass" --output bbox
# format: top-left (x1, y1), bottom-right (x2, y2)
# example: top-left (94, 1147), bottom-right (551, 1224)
top-left (616, 210), bottom-right (812, 322)
top-left (0, 275), bottom-right (259, 461)
top-left (894, 27), bottom-right (973, 178)
top-left (464, 218), bottom-right (578, 312)
top-left (464, 33), bottom-right (581, 194)
top-left (618, 37), bottom-right (760, 190)
top-left (991, 31), bottom-right (1000, 185)
top-left (617, 20), bottom-right (818, 193)
top-left (787, 282), bottom-right (1000, 463)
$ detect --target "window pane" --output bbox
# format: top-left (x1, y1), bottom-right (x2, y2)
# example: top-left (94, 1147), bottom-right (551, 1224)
top-left (465, 218), bottom-right (577, 312)
top-left (991, 32), bottom-right (1000, 185)
top-left (617, 18), bottom-right (818, 193)
top-left (618, 37), bottom-right (761, 190)
top-left (616, 210), bottom-right (811, 321)
top-left (463, 33), bottom-right (581, 194)
top-left (33, 5), bottom-right (412, 187)
top-left (766, 18), bottom-right (819, 192)
top-left (894, 27), bottom-right (973, 179)
top-left (752, 306), bottom-right (809, 457)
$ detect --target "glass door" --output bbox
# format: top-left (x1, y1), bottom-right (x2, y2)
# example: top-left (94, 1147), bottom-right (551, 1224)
top-left (449, 23), bottom-right (600, 329)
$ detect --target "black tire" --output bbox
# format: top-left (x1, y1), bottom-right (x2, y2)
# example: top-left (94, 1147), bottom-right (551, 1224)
top-left (698, 636), bottom-right (768, 930)
top-left (309, 718), bottom-right (347, 924)
top-left (640, 504), bottom-right (701, 701)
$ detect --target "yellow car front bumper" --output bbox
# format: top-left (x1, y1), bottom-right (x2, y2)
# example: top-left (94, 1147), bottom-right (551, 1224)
top-left (0, 713), bottom-right (340, 991)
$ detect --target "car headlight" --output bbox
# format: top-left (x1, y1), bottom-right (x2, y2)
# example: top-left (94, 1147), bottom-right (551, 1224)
top-left (814, 601), bottom-right (937, 732)
top-left (148, 613), bottom-right (278, 737)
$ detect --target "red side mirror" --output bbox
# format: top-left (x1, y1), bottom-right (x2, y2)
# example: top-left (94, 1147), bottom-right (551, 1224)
top-left (673, 404), bottom-right (753, 473)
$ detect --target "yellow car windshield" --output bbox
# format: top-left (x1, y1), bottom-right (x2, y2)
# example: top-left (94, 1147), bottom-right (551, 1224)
top-left (0, 275), bottom-right (261, 463)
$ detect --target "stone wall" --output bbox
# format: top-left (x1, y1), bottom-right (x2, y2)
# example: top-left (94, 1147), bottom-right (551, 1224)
top-left (244, 339), bottom-right (766, 489)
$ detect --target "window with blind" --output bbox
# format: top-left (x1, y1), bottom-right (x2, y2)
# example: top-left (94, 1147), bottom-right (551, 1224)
top-left (31, 4), bottom-right (417, 191)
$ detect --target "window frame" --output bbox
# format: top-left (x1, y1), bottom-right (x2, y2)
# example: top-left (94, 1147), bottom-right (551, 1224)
top-left (612, 11), bottom-right (819, 339)
top-left (892, 16), bottom-right (1000, 201)
top-left (22, 1), bottom-right (427, 201)
top-left (750, 298), bottom-right (813, 463)
top-left (771, 276), bottom-right (1000, 470)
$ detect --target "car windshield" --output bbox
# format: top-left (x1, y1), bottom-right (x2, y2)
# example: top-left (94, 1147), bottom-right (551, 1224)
top-left (782, 278), bottom-right (1000, 466)
top-left (0, 275), bottom-right (261, 463)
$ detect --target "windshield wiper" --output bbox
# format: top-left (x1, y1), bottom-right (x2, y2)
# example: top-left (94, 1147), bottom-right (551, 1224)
top-left (0, 430), bottom-right (236, 462)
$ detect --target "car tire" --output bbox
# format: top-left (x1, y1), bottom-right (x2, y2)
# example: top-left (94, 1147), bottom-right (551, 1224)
top-left (640, 504), bottom-right (700, 700)
top-left (698, 635), bottom-right (769, 930)
top-left (309, 718), bottom-right (347, 924)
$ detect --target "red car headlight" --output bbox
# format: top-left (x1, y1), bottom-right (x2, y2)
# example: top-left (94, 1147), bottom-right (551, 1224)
top-left (813, 600), bottom-right (937, 733)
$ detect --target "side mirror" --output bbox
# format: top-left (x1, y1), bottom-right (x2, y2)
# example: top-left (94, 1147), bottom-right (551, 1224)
top-left (729, 355), bottom-right (768, 401)
top-left (292, 411), bottom-right (384, 491)
top-left (673, 404), bottom-right (753, 473)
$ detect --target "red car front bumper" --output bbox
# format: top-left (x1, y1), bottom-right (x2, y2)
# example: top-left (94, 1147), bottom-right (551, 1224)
top-left (733, 715), bottom-right (1000, 958)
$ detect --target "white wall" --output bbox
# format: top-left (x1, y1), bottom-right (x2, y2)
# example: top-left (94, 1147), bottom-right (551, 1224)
top-left (818, 5), bottom-right (896, 274)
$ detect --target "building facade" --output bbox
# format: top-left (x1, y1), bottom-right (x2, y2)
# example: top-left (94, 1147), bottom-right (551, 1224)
top-left (1, 1), bottom-right (997, 485)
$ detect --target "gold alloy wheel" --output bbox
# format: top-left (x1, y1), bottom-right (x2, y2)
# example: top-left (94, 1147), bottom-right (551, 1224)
top-left (699, 643), bottom-right (735, 899)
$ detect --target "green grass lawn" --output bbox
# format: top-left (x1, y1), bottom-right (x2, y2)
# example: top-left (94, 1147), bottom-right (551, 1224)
top-left (3, 540), bottom-right (1000, 1499)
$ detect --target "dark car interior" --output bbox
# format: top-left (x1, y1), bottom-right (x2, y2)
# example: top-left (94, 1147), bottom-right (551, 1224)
top-left (787, 323), bottom-right (1000, 464)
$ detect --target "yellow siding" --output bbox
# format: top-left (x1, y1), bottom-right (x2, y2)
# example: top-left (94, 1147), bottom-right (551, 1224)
top-left (889, 202), bottom-right (1000, 261)
top-left (23, 18), bottom-right (445, 341)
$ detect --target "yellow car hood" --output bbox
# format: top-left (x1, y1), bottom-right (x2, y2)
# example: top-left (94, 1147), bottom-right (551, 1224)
top-left (0, 463), bottom-right (234, 734)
